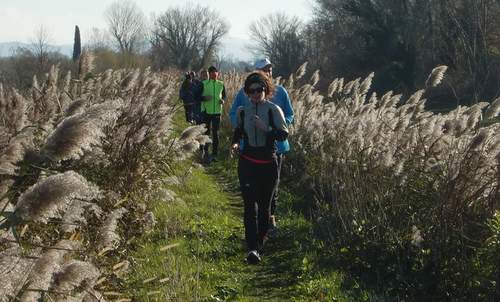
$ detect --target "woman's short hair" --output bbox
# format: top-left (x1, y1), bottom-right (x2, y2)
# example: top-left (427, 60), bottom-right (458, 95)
top-left (244, 71), bottom-right (275, 98)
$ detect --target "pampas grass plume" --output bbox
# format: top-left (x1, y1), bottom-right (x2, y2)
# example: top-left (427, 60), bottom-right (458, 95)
top-left (484, 97), bottom-right (500, 120)
top-left (50, 260), bottom-right (100, 300)
top-left (294, 62), bottom-right (308, 80)
top-left (43, 99), bottom-right (122, 161)
top-left (79, 50), bottom-right (95, 78)
top-left (359, 72), bottom-right (374, 96)
top-left (179, 125), bottom-right (206, 142)
top-left (19, 240), bottom-right (82, 302)
top-left (310, 70), bottom-right (320, 87)
top-left (426, 65), bottom-right (448, 87)
top-left (98, 207), bottom-right (128, 250)
top-left (181, 141), bottom-right (200, 153)
top-left (15, 171), bottom-right (100, 223)
top-left (327, 79), bottom-right (338, 97)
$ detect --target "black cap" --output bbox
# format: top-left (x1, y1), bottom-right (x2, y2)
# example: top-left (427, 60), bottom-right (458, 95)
top-left (208, 66), bottom-right (218, 73)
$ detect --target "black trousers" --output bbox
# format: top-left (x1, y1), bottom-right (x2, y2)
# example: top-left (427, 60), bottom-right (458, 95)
top-left (270, 153), bottom-right (283, 216)
top-left (203, 114), bottom-right (220, 156)
top-left (183, 104), bottom-right (194, 122)
top-left (238, 157), bottom-right (278, 251)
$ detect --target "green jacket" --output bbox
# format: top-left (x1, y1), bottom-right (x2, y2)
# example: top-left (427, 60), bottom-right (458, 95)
top-left (201, 79), bottom-right (226, 115)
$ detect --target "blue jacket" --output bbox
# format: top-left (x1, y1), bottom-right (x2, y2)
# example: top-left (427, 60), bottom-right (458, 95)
top-left (229, 85), bottom-right (294, 128)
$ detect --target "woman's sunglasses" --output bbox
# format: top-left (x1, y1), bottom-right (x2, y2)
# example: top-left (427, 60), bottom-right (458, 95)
top-left (248, 86), bottom-right (265, 94)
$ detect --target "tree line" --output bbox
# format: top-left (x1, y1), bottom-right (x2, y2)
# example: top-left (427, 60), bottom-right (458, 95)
top-left (1, 0), bottom-right (499, 110)
top-left (0, 1), bottom-right (233, 89)
top-left (251, 0), bottom-right (500, 109)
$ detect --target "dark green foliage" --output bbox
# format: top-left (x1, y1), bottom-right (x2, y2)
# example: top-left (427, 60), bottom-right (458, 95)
top-left (298, 0), bottom-right (500, 108)
top-left (72, 25), bottom-right (81, 62)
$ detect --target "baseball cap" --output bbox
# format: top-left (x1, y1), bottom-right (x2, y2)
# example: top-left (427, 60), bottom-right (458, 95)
top-left (254, 58), bottom-right (272, 70)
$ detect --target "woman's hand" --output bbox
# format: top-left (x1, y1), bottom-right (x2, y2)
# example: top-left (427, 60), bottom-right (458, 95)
top-left (253, 115), bottom-right (268, 131)
top-left (230, 143), bottom-right (239, 158)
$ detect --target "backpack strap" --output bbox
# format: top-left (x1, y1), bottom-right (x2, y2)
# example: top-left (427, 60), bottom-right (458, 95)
top-left (239, 109), bottom-right (249, 147)
top-left (268, 108), bottom-right (275, 129)
top-left (239, 109), bottom-right (245, 128)
top-left (267, 108), bottom-right (276, 148)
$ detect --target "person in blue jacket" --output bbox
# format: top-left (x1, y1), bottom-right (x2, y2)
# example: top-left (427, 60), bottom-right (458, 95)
top-left (229, 58), bottom-right (294, 231)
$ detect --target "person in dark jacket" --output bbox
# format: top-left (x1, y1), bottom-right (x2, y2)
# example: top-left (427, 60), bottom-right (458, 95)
top-left (231, 71), bottom-right (288, 264)
top-left (179, 72), bottom-right (202, 123)
top-left (190, 71), bottom-right (204, 124)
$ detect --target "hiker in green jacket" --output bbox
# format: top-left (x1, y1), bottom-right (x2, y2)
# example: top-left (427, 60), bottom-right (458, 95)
top-left (201, 66), bottom-right (226, 163)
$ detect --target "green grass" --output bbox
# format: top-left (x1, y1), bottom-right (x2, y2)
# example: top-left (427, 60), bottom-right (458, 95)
top-left (123, 101), bottom-right (499, 301)
top-left (124, 156), bottom-right (356, 301)
top-left (123, 109), bottom-right (355, 301)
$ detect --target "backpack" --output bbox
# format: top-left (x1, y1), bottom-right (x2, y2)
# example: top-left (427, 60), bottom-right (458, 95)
top-left (238, 108), bottom-right (290, 154)
top-left (268, 109), bottom-right (290, 154)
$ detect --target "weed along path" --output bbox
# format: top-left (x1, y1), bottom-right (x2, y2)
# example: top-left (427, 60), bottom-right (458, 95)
top-left (126, 156), bottom-right (350, 301)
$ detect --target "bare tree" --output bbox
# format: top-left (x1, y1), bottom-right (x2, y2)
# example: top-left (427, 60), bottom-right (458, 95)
top-left (150, 5), bottom-right (229, 70)
top-left (5, 26), bottom-right (71, 88)
top-left (86, 27), bottom-right (111, 51)
top-left (249, 13), bottom-right (306, 77)
top-left (30, 25), bottom-right (53, 72)
top-left (441, 0), bottom-right (500, 103)
top-left (104, 0), bottom-right (146, 54)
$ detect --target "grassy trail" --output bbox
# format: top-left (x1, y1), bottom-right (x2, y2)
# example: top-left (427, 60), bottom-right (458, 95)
top-left (125, 154), bottom-right (349, 301)
top-left (120, 112), bottom-right (352, 301)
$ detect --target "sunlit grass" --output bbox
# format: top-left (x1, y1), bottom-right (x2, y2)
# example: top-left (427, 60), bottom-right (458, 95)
top-left (125, 158), bottom-right (356, 301)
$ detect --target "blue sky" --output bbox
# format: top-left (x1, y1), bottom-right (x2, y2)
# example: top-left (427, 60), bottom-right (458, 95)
top-left (0, 0), bottom-right (314, 44)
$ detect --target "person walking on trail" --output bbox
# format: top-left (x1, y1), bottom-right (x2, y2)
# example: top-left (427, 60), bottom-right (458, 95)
top-left (230, 71), bottom-right (288, 264)
top-left (201, 66), bottom-right (226, 163)
top-left (229, 58), bottom-right (294, 231)
top-left (179, 72), bottom-right (198, 123)
top-left (199, 68), bottom-right (209, 81)
top-left (190, 71), bottom-right (204, 124)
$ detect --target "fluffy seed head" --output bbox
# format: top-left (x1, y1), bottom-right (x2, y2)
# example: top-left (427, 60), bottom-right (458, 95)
top-left (426, 65), bottom-right (448, 87)
top-left (15, 171), bottom-right (100, 223)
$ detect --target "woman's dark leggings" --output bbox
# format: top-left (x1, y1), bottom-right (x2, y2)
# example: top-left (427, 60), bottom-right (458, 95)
top-left (238, 157), bottom-right (278, 251)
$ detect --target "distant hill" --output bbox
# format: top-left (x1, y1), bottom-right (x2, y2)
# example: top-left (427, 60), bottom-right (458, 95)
top-left (0, 42), bottom-right (27, 57)
top-left (1, 37), bottom-right (252, 62)
top-left (0, 42), bottom-right (72, 57)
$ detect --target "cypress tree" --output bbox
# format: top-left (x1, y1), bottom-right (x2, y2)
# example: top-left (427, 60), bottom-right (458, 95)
top-left (72, 25), bottom-right (81, 62)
